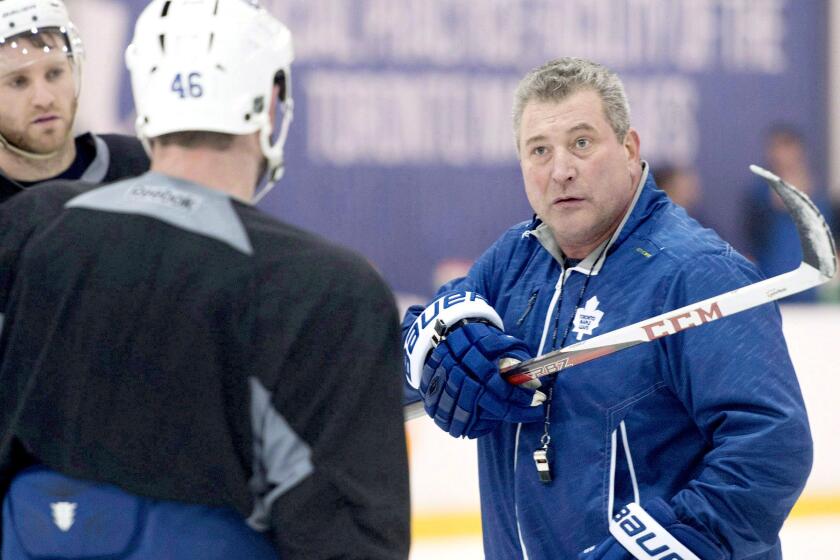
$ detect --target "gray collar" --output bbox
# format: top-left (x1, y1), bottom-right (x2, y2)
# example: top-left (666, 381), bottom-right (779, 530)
top-left (79, 134), bottom-right (109, 183)
top-left (66, 172), bottom-right (254, 255)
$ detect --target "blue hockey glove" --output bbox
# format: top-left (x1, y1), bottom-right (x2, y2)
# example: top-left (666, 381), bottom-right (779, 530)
top-left (420, 321), bottom-right (545, 439)
top-left (578, 498), bottom-right (724, 560)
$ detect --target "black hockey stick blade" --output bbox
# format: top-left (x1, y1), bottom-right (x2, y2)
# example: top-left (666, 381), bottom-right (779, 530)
top-left (750, 165), bottom-right (837, 277)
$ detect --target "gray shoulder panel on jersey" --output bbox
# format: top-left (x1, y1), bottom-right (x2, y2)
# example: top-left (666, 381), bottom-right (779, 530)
top-left (246, 377), bottom-right (314, 532)
top-left (65, 172), bottom-right (253, 255)
top-left (79, 134), bottom-right (109, 183)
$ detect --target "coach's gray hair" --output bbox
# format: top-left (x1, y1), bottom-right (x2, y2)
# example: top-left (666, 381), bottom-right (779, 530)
top-left (513, 57), bottom-right (631, 150)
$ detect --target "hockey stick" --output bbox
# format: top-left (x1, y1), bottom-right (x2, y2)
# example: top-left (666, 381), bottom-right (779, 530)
top-left (405, 165), bottom-right (837, 420)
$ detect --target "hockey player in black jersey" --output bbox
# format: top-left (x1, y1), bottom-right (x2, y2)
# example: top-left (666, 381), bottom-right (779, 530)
top-left (0, 1), bottom-right (410, 559)
top-left (0, 0), bottom-right (148, 204)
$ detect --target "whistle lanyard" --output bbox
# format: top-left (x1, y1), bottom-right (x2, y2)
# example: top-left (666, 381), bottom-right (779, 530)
top-left (533, 242), bottom-right (609, 483)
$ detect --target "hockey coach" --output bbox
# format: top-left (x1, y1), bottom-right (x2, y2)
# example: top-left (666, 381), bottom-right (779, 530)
top-left (404, 57), bottom-right (811, 559)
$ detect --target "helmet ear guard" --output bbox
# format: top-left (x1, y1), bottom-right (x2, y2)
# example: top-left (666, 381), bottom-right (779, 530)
top-left (126, 0), bottom-right (294, 201)
top-left (254, 69), bottom-right (293, 198)
top-left (274, 70), bottom-right (287, 102)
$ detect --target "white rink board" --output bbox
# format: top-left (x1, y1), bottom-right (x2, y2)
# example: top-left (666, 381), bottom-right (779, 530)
top-left (778, 305), bottom-right (840, 493)
top-left (409, 516), bottom-right (840, 559)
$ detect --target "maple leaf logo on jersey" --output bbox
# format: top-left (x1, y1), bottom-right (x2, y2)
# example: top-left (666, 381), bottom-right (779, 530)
top-left (572, 296), bottom-right (604, 341)
top-left (50, 501), bottom-right (77, 532)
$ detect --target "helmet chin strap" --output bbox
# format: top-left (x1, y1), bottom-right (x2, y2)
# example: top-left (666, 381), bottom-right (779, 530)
top-left (0, 131), bottom-right (64, 161)
top-left (251, 157), bottom-right (284, 205)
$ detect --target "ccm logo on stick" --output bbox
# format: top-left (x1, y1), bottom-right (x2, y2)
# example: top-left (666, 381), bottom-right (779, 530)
top-left (516, 357), bottom-right (569, 380)
top-left (641, 302), bottom-right (722, 340)
top-left (613, 506), bottom-right (686, 560)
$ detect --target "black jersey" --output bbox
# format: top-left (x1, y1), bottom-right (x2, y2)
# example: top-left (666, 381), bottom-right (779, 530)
top-left (0, 132), bottom-right (150, 204)
top-left (0, 173), bottom-right (410, 559)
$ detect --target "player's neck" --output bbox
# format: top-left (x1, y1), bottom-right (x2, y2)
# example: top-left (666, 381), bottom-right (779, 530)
top-left (150, 143), bottom-right (260, 202)
top-left (0, 139), bottom-right (76, 183)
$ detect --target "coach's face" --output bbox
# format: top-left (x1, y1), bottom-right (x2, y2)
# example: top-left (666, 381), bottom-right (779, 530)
top-left (518, 88), bottom-right (641, 259)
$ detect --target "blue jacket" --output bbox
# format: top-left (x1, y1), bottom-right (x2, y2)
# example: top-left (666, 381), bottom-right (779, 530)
top-left (404, 166), bottom-right (812, 559)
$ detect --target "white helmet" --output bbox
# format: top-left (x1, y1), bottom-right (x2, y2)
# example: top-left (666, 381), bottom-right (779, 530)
top-left (0, 0), bottom-right (83, 58)
top-left (126, 0), bottom-right (294, 195)
top-left (0, 0), bottom-right (84, 159)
